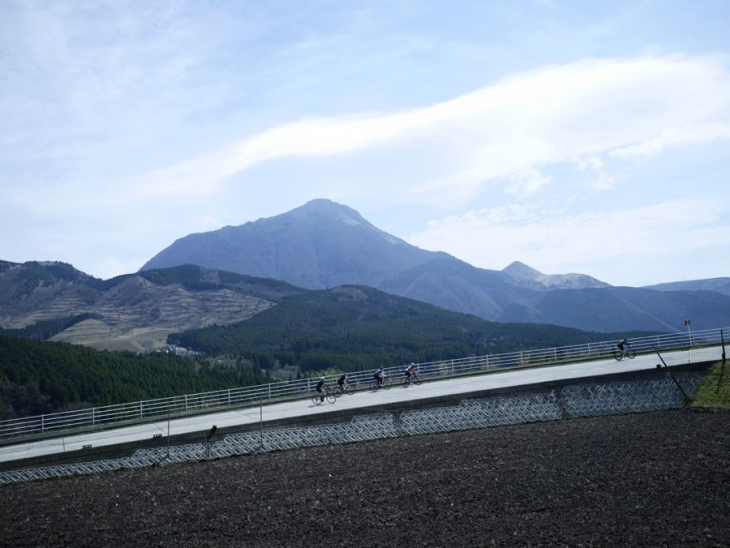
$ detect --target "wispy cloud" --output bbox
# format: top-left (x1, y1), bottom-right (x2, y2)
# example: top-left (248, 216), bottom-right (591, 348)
top-left (116, 54), bottom-right (730, 206)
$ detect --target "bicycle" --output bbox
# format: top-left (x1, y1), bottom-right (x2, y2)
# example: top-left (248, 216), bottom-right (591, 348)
top-left (613, 347), bottom-right (636, 361)
top-left (370, 377), bottom-right (392, 391)
top-left (311, 388), bottom-right (336, 405)
top-left (332, 382), bottom-right (356, 397)
top-left (401, 372), bottom-right (423, 387)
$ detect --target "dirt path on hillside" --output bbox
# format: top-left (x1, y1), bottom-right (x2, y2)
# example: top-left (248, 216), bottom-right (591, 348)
top-left (1, 410), bottom-right (728, 547)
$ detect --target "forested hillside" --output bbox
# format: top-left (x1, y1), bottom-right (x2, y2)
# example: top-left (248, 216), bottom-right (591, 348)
top-left (169, 285), bottom-right (647, 373)
top-left (0, 335), bottom-right (269, 420)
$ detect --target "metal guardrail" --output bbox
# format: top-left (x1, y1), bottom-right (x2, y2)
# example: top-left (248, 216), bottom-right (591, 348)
top-left (1, 326), bottom-right (726, 439)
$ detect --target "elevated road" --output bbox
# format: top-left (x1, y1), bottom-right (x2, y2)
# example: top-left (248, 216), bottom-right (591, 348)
top-left (0, 346), bottom-right (718, 468)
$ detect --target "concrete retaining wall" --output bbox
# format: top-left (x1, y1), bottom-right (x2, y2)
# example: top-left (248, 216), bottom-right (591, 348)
top-left (0, 366), bottom-right (706, 484)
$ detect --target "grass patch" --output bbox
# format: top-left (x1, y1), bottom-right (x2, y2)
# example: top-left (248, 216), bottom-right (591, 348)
top-left (690, 360), bottom-right (730, 412)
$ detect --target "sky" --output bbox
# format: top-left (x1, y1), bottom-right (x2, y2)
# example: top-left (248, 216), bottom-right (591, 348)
top-left (2, 0), bottom-right (729, 287)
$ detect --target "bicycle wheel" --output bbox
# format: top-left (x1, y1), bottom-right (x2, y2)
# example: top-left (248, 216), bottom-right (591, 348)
top-left (326, 392), bottom-right (337, 404)
top-left (370, 381), bottom-right (379, 391)
top-left (412, 374), bottom-right (423, 386)
top-left (312, 394), bottom-right (323, 405)
top-left (401, 376), bottom-right (411, 387)
top-left (612, 350), bottom-right (623, 361)
top-left (344, 383), bottom-right (355, 395)
top-left (626, 348), bottom-right (636, 359)
top-left (382, 378), bottom-right (392, 390)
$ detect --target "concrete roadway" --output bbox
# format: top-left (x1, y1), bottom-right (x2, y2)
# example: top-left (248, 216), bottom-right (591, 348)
top-left (0, 347), bottom-right (718, 465)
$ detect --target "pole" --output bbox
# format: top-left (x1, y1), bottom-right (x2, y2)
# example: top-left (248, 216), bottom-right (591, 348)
top-left (259, 398), bottom-right (264, 450)
top-left (717, 330), bottom-right (727, 394)
top-left (655, 347), bottom-right (692, 403)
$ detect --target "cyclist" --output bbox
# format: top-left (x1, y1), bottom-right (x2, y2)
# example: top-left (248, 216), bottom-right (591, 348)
top-left (315, 376), bottom-right (327, 402)
top-left (404, 363), bottom-right (417, 384)
top-left (373, 367), bottom-right (385, 388)
top-left (337, 373), bottom-right (349, 391)
top-left (617, 338), bottom-right (630, 356)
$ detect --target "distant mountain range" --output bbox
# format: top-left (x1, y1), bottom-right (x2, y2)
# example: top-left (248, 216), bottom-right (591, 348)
top-left (140, 199), bottom-right (730, 333)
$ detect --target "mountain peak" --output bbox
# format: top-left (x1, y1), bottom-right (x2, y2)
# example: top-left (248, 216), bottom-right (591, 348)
top-left (140, 199), bottom-right (433, 289)
top-left (288, 198), bottom-right (369, 226)
top-left (299, 198), bottom-right (352, 212)
top-left (502, 261), bottom-right (543, 280)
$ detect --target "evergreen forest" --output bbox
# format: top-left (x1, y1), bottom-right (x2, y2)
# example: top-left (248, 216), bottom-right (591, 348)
top-left (0, 335), bottom-right (268, 420)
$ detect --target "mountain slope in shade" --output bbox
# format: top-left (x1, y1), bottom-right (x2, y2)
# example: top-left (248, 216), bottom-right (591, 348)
top-left (644, 278), bottom-right (730, 297)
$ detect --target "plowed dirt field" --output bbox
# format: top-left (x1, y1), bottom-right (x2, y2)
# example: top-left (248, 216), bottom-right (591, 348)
top-left (1, 410), bottom-right (728, 547)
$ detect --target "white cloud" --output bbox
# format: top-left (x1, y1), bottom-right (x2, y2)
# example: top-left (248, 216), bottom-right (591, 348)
top-left (505, 168), bottom-right (552, 197)
top-left (406, 196), bottom-right (730, 280)
top-left (114, 54), bottom-right (730, 207)
top-left (610, 122), bottom-right (730, 159)
top-left (574, 155), bottom-right (604, 171)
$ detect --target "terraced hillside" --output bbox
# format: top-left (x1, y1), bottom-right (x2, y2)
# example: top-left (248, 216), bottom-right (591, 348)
top-left (0, 262), bottom-right (298, 351)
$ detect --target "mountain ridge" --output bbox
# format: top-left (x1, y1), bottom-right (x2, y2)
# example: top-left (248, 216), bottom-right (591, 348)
top-left (138, 199), bottom-right (730, 332)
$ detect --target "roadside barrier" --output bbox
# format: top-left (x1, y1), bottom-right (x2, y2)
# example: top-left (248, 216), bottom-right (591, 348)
top-left (0, 326), bottom-right (726, 439)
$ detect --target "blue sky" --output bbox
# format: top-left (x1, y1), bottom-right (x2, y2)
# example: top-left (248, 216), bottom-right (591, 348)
top-left (2, 0), bottom-right (729, 286)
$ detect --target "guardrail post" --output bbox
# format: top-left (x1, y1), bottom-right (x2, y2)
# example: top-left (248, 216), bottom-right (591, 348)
top-left (140, 401), bottom-right (143, 418)
top-left (92, 408), bottom-right (95, 426)
top-left (268, 384), bottom-right (272, 400)
top-left (451, 360), bottom-right (454, 374)
top-left (41, 414), bottom-right (45, 433)
top-left (553, 348), bottom-right (558, 362)
top-left (185, 395), bottom-right (188, 411)
top-left (227, 389), bottom-right (231, 406)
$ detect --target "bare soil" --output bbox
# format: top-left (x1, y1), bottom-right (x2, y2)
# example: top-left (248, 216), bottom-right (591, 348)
top-left (1, 410), bottom-right (728, 547)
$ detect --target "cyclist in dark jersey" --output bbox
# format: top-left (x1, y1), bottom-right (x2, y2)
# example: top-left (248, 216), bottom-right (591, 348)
top-left (404, 363), bottom-right (417, 383)
top-left (315, 377), bottom-right (327, 402)
top-left (373, 368), bottom-right (385, 387)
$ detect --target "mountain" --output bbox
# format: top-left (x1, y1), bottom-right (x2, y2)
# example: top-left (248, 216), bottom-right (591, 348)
top-left (502, 261), bottom-right (610, 290)
top-left (139, 199), bottom-right (730, 332)
top-left (142, 199), bottom-right (446, 289)
top-left (0, 261), bottom-right (302, 351)
top-left (644, 278), bottom-right (730, 297)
